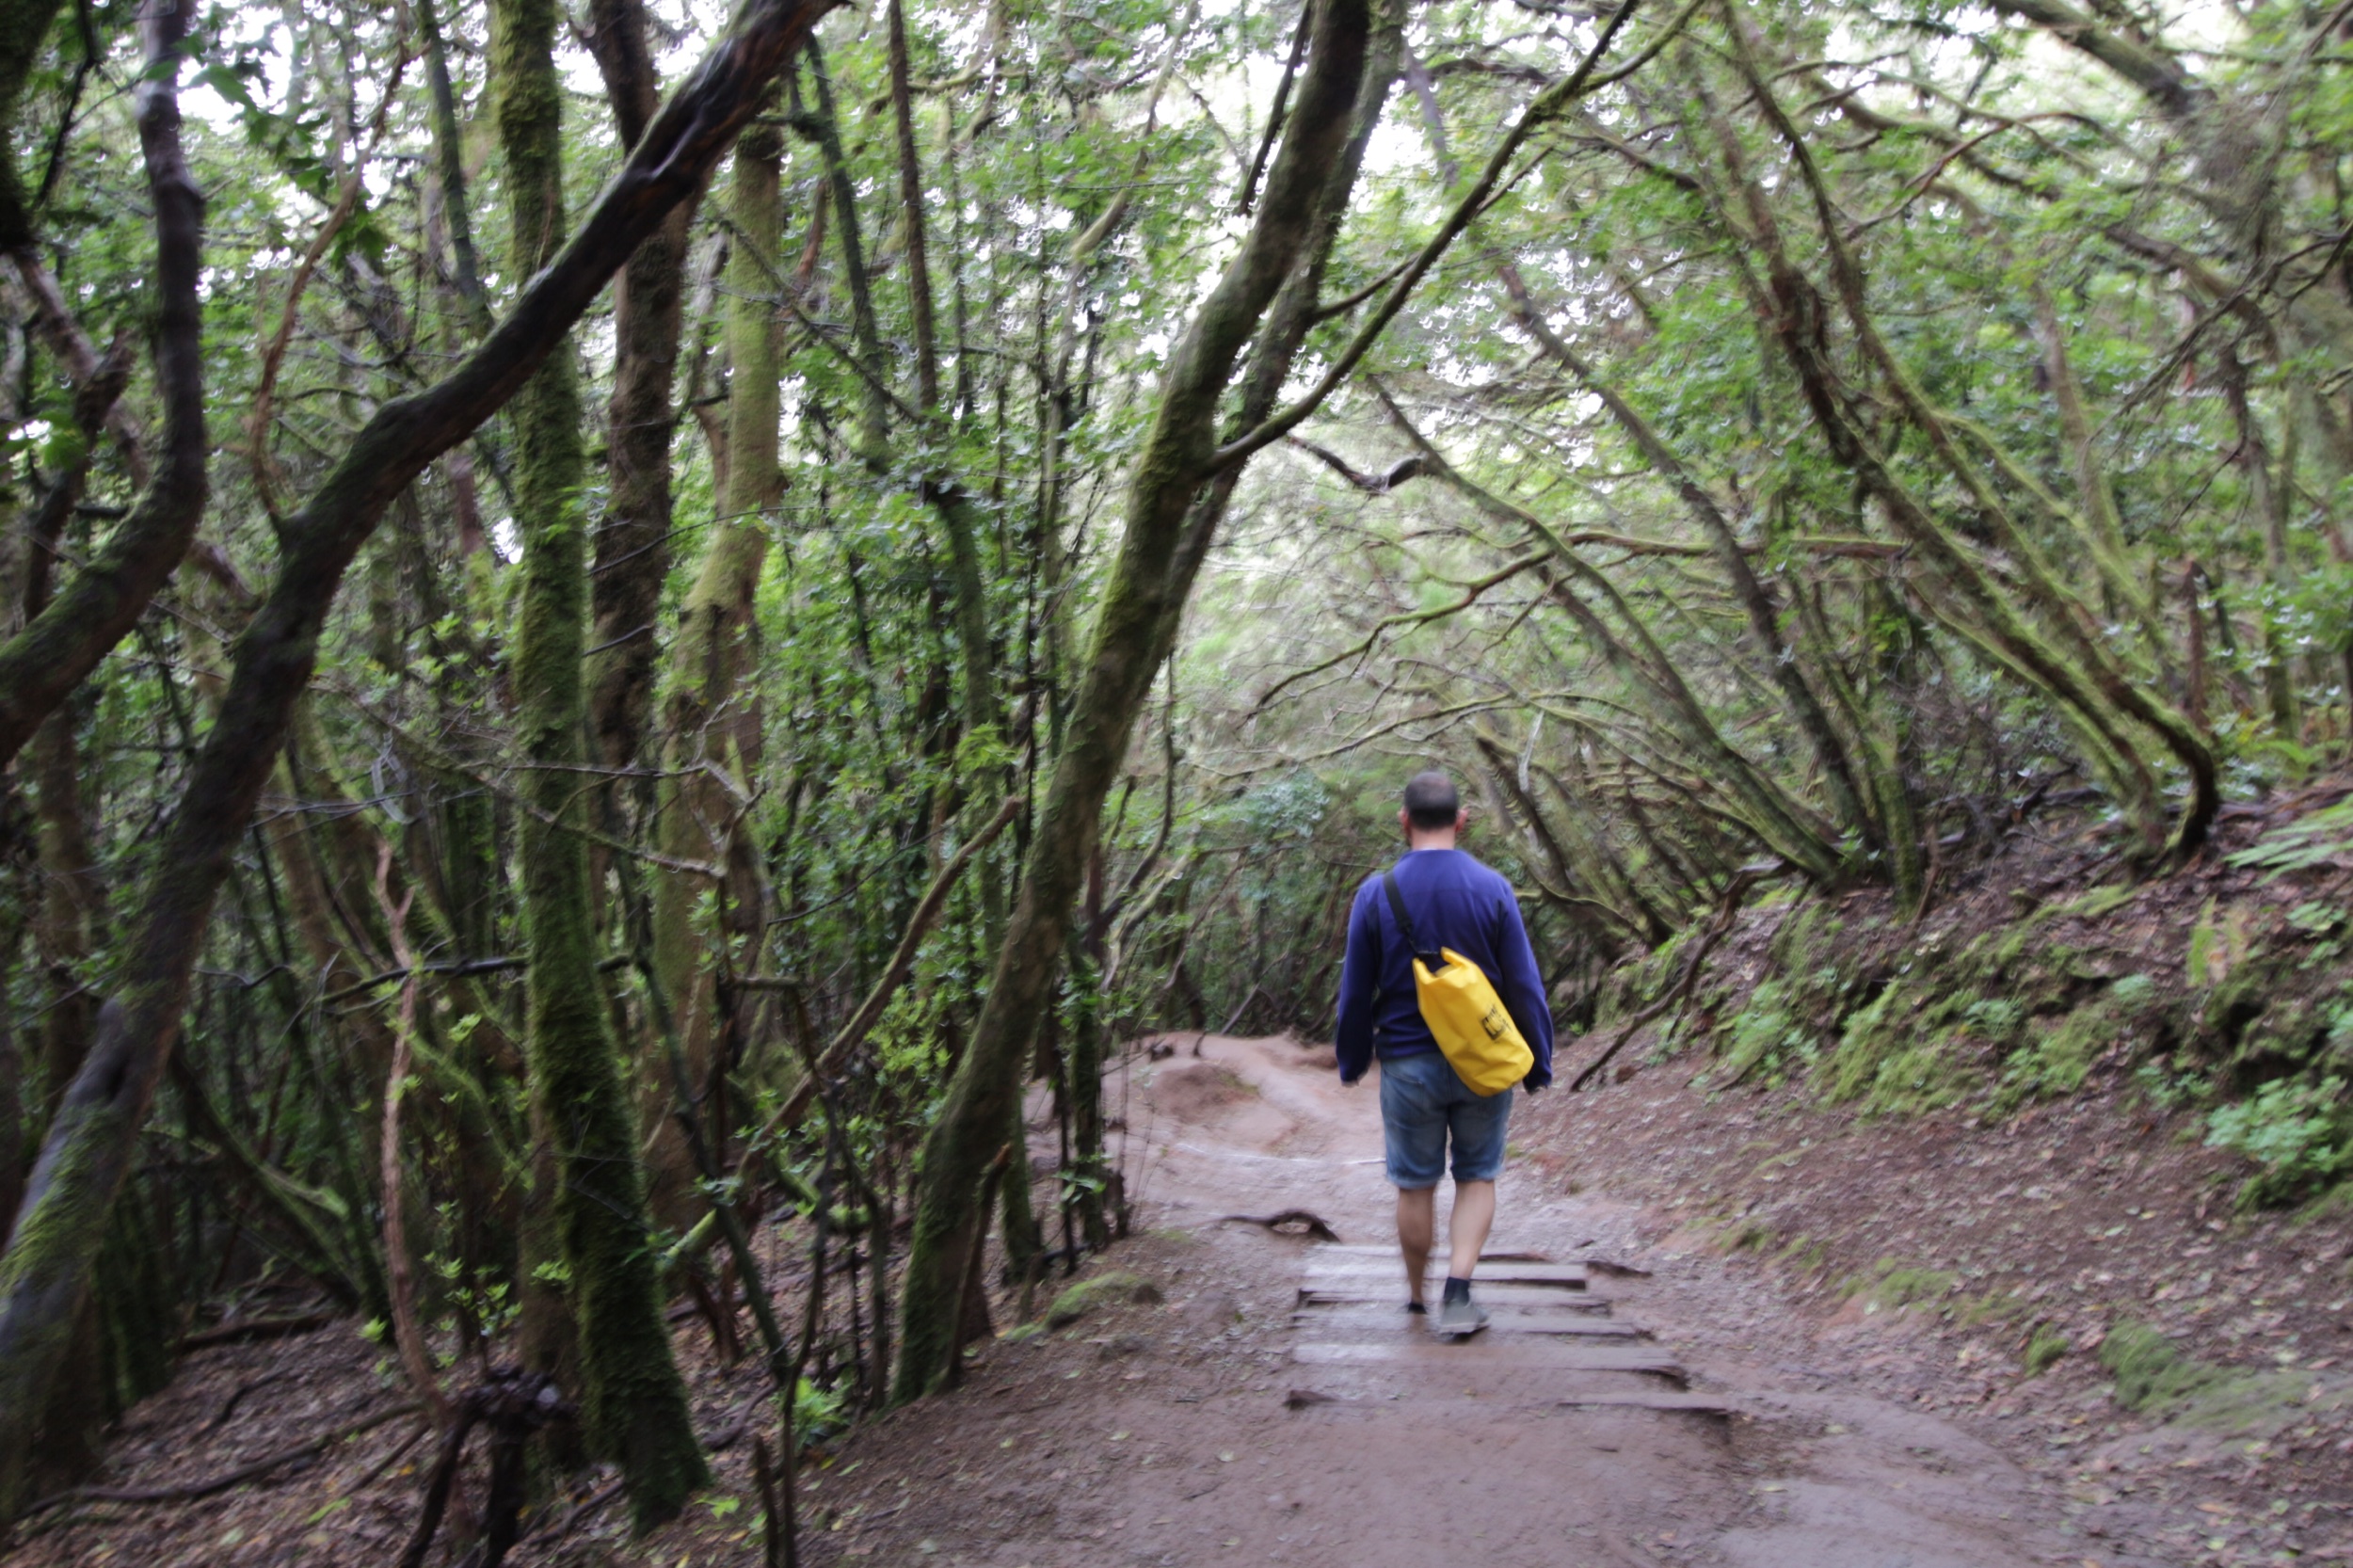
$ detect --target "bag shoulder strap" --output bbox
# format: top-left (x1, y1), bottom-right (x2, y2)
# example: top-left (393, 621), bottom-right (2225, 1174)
top-left (1379, 869), bottom-right (1442, 968)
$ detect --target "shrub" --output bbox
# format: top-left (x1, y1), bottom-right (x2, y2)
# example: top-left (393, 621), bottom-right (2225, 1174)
top-left (1840, 1257), bottom-right (1957, 1313)
top-left (2204, 1074), bottom-right (2349, 1208)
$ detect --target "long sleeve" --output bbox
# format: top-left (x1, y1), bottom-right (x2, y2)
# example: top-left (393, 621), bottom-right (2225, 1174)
top-left (1492, 890), bottom-right (1556, 1088)
top-left (1334, 881), bottom-right (1382, 1083)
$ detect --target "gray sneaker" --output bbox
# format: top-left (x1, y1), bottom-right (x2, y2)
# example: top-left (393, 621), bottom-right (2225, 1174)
top-left (1435, 1297), bottom-right (1489, 1337)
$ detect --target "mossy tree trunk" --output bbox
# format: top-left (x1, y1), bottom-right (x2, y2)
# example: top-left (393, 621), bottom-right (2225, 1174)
top-left (648, 117), bottom-right (784, 1228)
top-left (585, 0), bottom-right (697, 790)
top-left (0, 0), bottom-right (204, 1519)
top-left (0, 0), bottom-right (832, 1529)
top-left (893, 0), bottom-right (1385, 1403)
top-left (493, 0), bottom-right (709, 1526)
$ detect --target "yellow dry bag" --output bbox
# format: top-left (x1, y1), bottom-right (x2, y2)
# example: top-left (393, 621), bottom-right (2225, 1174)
top-left (1380, 870), bottom-right (1533, 1096)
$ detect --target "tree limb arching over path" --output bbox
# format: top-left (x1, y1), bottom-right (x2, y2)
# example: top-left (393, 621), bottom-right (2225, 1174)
top-left (890, 0), bottom-right (1654, 1400)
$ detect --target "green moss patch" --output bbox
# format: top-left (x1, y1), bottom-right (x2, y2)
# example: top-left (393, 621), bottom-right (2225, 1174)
top-left (2098, 1319), bottom-right (2343, 1434)
top-left (2023, 1323), bottom-right (2069, 1376)
top-left (1839, 1257), bottom-right (1958, 1314)
top-left (1045, 1271), bottom-right (1164, 1330)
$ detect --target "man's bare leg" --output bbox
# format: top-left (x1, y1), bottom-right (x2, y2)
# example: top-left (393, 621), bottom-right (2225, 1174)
top-left (1396, 1185), bottom-right (1436, 1308)
top-left (1447, 1178), bottom-right (1496, 1280)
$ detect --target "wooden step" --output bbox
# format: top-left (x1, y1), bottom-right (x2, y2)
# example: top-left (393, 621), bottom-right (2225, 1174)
top-left (1303, 1261), bottom-right (1589, 1288)
top-left (1313, 1245), bottom-right (1551, 1262)
top-left (1290, 1341), bottom-right (1687, 1383)
top-left (1556, 1391), bottom-right (1737, 1416)
top-left (1289, 1309), bottom-right (1641, 1338)
top-left (1299, 1282), bottom-right (1597, 1307)
top-left (1289, 1289), bottom-right (1619, 1308)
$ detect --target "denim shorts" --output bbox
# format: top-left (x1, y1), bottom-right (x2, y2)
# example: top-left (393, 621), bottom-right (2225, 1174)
top-left (1378, 1048), bottom-right (1513, 1189)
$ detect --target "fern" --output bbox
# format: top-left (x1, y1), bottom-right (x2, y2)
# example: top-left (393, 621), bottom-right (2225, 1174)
top-left (2228, 799), bottom-right (2353, 879)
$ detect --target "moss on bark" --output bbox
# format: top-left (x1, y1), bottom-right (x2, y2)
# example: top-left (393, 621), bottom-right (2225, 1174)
top-left (494, 0), bottom-right (706, 1527)
top-left (893, 0), bottom-right (1385, 1402)
top-left (647, 119), bottom-right (782, 1226)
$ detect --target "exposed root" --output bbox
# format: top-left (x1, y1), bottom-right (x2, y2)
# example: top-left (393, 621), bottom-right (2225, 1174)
top-left (1219, 1209), bottom-right (1341, 1241)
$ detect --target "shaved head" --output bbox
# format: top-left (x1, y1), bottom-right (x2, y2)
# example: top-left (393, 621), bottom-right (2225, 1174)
top-left (1402, 770), bottom-right (1460, 830)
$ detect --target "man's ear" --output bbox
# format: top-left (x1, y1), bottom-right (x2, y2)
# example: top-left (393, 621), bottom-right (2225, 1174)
top-left (1454, 808), bottom-right (1470, 835)
top-left (1399, 808), bottom-right (1413, 838)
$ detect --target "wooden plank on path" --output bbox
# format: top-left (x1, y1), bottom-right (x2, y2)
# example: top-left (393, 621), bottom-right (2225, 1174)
top-left (1299, 1282), bottom-right (1596, 1307)
top-left (1556, 1392), bottom-right (1737, 1416)
top-left (1290, 1341), bottom-right (1686, 1381)
top-left (1314, 1245), bottom-right (1552, 1262)
top-left (1289, 1309), bottom-right (1641, 1338)
top-left (1299, 1289), bottom-right (1609, 1308)
top-left (1304, 1261), bottom-right (1589, 1288)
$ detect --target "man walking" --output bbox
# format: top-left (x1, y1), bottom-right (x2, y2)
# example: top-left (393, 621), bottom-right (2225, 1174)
top-left (1336, 771), bottom-right (1555, 1335)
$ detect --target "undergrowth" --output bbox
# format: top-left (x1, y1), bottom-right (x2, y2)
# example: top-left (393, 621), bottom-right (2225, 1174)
top-left (1683, 821), bottom-right (2353, 1208)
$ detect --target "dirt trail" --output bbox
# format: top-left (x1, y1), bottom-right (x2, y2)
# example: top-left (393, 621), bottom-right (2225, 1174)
top-left (2, 1035), bottom-right (2100, 1567)
top-left (817, 1034), bottom-right (2079, 1568)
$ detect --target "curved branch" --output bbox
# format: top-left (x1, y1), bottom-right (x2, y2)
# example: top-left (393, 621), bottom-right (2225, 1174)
top-left (1251, 549), bottom-right (1546, 712)
top-left (0, 1), bottom-right (207, 773)
top-left (1205, 0), bottom-right (1648, 474)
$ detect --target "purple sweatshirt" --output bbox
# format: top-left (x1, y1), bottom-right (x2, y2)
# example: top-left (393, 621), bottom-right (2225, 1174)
top-left (1334, 847), bottom-right (1555, 1088)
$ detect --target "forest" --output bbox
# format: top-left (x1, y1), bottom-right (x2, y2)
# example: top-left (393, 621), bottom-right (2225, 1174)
top-left (0, 0), bottom-right (2347, 1556)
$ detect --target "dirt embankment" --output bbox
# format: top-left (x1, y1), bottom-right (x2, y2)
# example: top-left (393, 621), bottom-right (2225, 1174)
top-left (1524, 781), bottom-right (2353, 1567)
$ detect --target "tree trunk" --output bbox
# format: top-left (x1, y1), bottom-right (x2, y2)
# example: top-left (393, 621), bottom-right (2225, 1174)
top-left (894, 0), bottom-right (1385, 1403)
top-left (0, 0), bottom-right (203, 1515)
top-left (876, 6), bottom-right (1010, 951)
top-left (0, 0), bottom-right (836, 1528)
top-left (493, 0), bottom-right (709, 1524)
top-left (0, 883), bottom-right (20, 1238)
top-left (648, 117), bottom-right (784, 1228)
top-left (794, 42), bottom-right (890, 464)
top-left (0, 0), bottom-right (67, 247)
top-left (586, 0), bottom-right (698, 787)
top-left (2220, 350), bottom-right (2303, 744)
top-left (28, 695), bottom-right (100, 1124)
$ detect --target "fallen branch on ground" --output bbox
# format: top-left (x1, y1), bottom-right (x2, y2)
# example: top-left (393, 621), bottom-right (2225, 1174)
top-left (1220, 1209), bottom-right (1342, 1241)
top-left (203, 1369), bottom-right (293, 1432)
top-left (180, 1309), bottom-right (338, 1350)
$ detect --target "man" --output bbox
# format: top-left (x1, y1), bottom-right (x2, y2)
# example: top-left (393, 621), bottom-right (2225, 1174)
top-left (1335, 770), bottom-right (1555, 1336)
